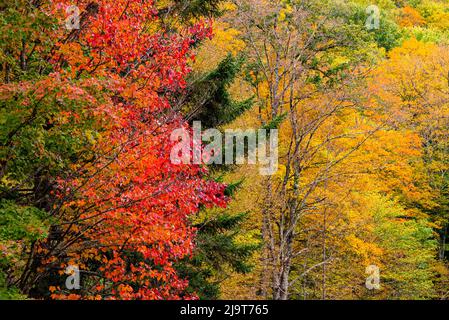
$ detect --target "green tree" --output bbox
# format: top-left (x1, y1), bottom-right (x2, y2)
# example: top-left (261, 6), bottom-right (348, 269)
top-left (178, 54), bottom-right (253, 129)
top-left (177, 209), bottom-right (259, 299)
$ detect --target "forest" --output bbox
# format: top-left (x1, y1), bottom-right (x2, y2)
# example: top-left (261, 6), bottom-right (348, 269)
top-left (0, 0), bottom-right (448, 301)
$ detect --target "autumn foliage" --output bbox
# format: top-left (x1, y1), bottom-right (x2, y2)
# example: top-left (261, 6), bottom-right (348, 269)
top-left (1, 0), bottom-right (227, 299)
top-left (1, 0), bottom-right (449, 301)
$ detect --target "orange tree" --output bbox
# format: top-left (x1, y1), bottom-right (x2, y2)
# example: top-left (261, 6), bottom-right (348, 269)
top-left (0, 0), bottom-right (227, 299)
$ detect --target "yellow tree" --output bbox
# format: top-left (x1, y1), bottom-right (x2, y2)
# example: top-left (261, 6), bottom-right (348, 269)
top-left (226, 0), bottom-right (385, 299)
top-left (370, 39), bottom-right (449, 295)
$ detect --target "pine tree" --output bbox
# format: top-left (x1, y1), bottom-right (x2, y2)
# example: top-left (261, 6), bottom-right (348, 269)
top-left (175, 53), bottom-right (258, 297)
top-left (179, 54), bottom-right (253, 129)
top-left (159, 0), bottom-right (224, 21)
top-left (177, 209), bottom-right (259, 299)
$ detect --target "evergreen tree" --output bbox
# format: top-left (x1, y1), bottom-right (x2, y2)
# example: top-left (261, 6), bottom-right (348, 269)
top-left (177, 210), bottom-right (259, 299)
top-left (175, 54), bottom-right (258, 297)
top-left (179, 54), bottom-right (253, 129)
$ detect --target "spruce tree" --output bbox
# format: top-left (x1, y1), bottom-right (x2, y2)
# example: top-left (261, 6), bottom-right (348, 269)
top-left (181, 54), bottom-right (254, 129)
top-left (177, 210), bottom-right (259, 299)
top-left (175, 54), bottom-right (258, 299)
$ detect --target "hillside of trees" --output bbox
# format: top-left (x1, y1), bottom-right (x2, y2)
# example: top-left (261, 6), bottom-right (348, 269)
top-left (1, 0), bottom-right (449, 300)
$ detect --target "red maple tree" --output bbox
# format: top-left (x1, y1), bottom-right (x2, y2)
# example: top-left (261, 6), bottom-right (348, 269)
top-left (19, 0), bottom-right (228, 300)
